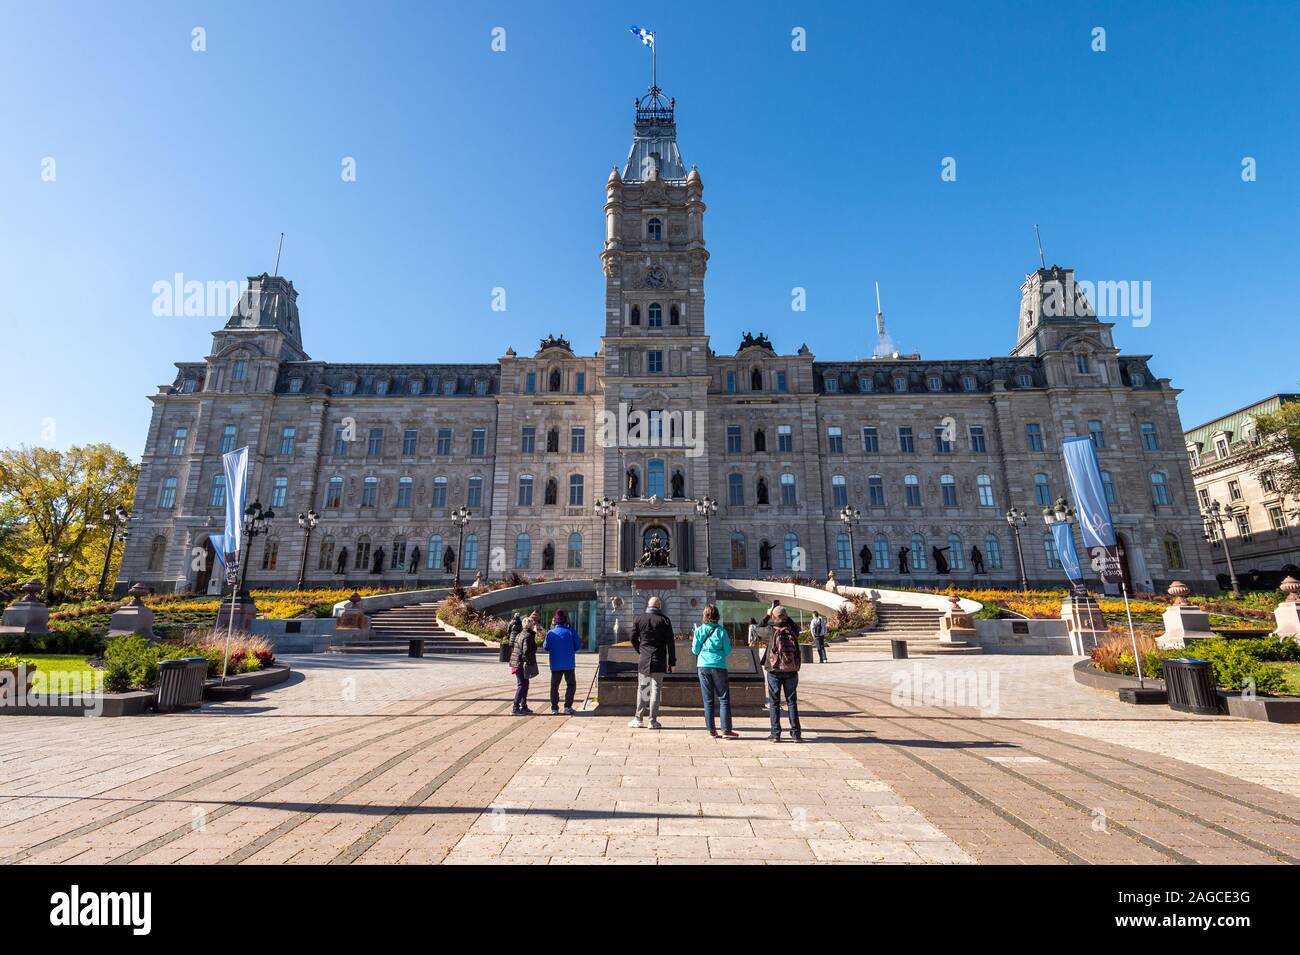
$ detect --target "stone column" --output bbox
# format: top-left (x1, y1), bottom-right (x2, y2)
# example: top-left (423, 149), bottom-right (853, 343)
top-left (1156, 581), bottom-right (1214, 649)
top-left (1273, 576), bottom-right (1300, 640)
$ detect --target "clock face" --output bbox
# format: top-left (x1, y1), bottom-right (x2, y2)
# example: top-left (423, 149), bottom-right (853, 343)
top-left (645, 268), bottom-right (665, 288)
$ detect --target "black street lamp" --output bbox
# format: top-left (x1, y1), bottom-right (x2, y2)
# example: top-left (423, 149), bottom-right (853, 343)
top-left (693, 496), bottom-right (718, 576)
top-left (96, 505), bottom-right (130, 599)
top-left (296, 509), bottom-right (319, 591)
top-left (1005, 507), bottom-right (1029, 592)
top-left (1042, 496), bottom-right (1083, 596)
top-left (594, 497), bottom-right (615, 577)
top-left (450, 505), bottom-right (472, 587)
top-left (839, 504), bottom-right (861, 587)
top-left (236, 499), bottom-right (275, 596)
top-left (1201, 499), bottom-right (1241, 597)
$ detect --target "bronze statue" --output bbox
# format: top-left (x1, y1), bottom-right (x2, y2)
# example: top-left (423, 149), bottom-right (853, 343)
top-left (898, 547), bottom-right (910, 573)
top-left (971, 545), bottom-right (985, 575)
top-left (859, 544), bottom-right (872, 574)
top-left (442, 546), bottom-right (455, 573)
top-left (758, 539), bottom-right (772, 570)
top-left (626, 466), bottom-right (639, 498)
top-left (372, 547), bottom-right (385, 574)
top-left (756, 477), bottom-right (769, 505)
top-left (408, 546), bottom-right (420, 574)
top-left (542, 541), bottom-right (555, 570)
top-left (336, 547), bottom-right (348, 575)
top-left (933, 546), bottom-right (950, 575)
top-left (671, 469), bottom-right (685, 498)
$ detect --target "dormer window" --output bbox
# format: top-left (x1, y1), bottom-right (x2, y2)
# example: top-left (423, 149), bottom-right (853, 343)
top-left (961, 375), bottom-right (976, 392)
top-left (646, 217), bottom-right (662, 241)
top-left (288, 377), bottom-right (303, 394)
top-left (824, 375), bottom-right (839, 393)
top-left (926, 375), bottom-right (941, 392)
top-left (442, 379), bottom-right (455, 395)
top-left (409, 379), bottom-right (422, 395)
top-left (1017, 373), bottom-right (1032, 388)
top-left (180, 378), bottom-right (196, 394)
top-left (1131, 371), bottom-right (1145, 387)
top-left (375, 380), bottom-right (389, 395)
top-left (859, 377), bottom-right (873, 393)
top-left (474, 379), bottom-right (488, 395)
top-left (893, 376), bottom-right (907, 393)
top-left (1215, 436), bottom-right (1229, 459)
top-left (341, 380), bottom-right (356, 395)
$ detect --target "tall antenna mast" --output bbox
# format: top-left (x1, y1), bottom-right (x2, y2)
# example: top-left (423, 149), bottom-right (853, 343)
top-left (1034, 223), bottom-right (1046, 269)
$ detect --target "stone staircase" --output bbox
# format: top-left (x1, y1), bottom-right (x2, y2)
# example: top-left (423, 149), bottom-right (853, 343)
top-left (326, 601), bottom-right (497, 655)
top-left (835, 602), bottom-right (982, 655)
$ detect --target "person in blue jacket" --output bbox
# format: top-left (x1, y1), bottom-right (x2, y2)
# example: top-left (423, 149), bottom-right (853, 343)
top-left (692, 604), bottom-right (738, 738)
top-left (542, 608), bottom-right (583, 715)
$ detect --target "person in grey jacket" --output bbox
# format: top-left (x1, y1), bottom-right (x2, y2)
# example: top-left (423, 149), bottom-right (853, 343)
top-left (510, 615), bottom-right (539, 715)
top-left (628, 596), bottom-right (676, 729)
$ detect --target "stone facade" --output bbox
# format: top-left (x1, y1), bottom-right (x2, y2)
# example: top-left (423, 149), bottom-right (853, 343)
top-left (118, 88), bottom-right (1213, 596)
top-left (1185, 394), bottom-right (1300, 588)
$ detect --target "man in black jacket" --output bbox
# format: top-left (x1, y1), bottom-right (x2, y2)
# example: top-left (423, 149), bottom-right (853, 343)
top-left (629, 596), bottom-right (676, 729)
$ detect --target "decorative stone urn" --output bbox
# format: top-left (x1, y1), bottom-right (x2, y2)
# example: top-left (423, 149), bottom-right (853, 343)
top-left (1, 580), bottom-right (49, 633)
top-left (335, 593), bottom-right (370, 633)
top-left (107, 582), bottom-right (156, 638)
top-left (824, 570), bottom-right (839, 593)
top-left (1273, 576), bottom-right (1300, 640)
top-left (1156, 580), bottom-right (1214, 649)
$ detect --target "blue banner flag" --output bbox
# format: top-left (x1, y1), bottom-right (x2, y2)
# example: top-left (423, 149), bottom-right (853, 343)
top-left (208, 533), bottom-right (227, 569)
top-left (1061, 436), bottom-right (1123, 583)
top-left (629, 25), bottom-right (654, 47)
top-left (222, 447), bottom-right (249, 561)
top-left (1051, 521), bottom-right (1083, 587)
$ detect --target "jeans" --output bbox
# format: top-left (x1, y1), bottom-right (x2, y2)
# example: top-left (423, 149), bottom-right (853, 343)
top-left (513, 673), bottom-right (530, 711)
top-left (635, 672), bottom-right (664, 722)
top-left (550, 669), bottom-right (576, 710)
top-left (814, 634), bottom-right (828, 663)
top-left (698, 667), bottom-right (731, 733)
top-left (766, 671), bottom-right (802, 738)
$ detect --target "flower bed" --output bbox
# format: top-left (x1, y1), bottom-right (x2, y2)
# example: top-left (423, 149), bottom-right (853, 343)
top-left (101, 630), bottom-right (274, 692)
top-left (1088, 631), bottom-right (1300, 695)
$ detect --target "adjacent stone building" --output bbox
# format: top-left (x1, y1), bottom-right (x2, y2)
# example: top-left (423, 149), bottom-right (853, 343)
top-left (1185, 394), bottom-right (1300, 589)
top-left (118, 82), bottom-right (1214, 596)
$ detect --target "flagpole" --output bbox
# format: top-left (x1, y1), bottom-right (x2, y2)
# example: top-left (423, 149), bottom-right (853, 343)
top-left (1121, 580), bottom-right (1144, 688)
top-left (221, 554), bottom-right (238, 684)
top-left (651, 33), bottom-right (657, 92)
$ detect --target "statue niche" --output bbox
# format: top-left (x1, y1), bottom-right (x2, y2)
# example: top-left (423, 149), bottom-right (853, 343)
top-left (751, 367), bottom-right (763, 391)
top-left (544, 478), bottom-right (558, 506)
top-left (549, 368), bottom-right (561, 392)
top-left (756, 477), bottom-right (769, 505)
top-left (626, 466), bottom-right (639, 499)
top-left (753, 429), bottom-right (766, 452)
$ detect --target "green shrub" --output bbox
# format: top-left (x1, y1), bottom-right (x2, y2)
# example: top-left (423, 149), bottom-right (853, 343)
top-left (0, 654), bottom-right (36, 670)
top-left (1173, 640), bottom-right (1289, 694)
top-left (103, 663), bottom-right (131, 693)
top-left (236, 652), bottom-right (261, 674)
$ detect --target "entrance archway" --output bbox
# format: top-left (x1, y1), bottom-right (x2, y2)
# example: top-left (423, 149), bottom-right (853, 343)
top-left (195, 537), bottom-right (220, 595)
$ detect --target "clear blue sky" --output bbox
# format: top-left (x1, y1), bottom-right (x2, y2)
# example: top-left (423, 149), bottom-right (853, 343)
top-left (2, 1), bottom-right (1296, 456)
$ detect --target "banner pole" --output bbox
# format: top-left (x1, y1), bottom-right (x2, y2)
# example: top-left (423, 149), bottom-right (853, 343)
top-left (221, 557), bottom-right (237, 684)
top-left (1121, 580), bottom-right (1143, 688)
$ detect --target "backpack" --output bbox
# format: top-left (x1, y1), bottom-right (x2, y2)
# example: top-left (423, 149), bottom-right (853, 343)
top-left (770, 625), bottom-right (802, 672)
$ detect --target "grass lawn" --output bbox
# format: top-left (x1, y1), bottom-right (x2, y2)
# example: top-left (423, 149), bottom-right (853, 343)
top-left (21, 654), bottom-right (102, 694)
top-left (1276, 662), bottom-right (1300, 696)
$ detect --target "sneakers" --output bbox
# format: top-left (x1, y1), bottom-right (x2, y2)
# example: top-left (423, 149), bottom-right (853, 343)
top-left (550, 708), bottom-right (559, 715)
top-left (792, 735), bottom-right (805, 744)
top-left (627, 717), bottom-right (644, 728)
top-left (709, 730), bottom-right (719, 738)
top-left (563, 707), bottom-right (576, 716)
top-left (722, 730), bottom-right (740, 739)
top-left (766, 734), bottom-right (782, 742)
top-left (649, 720), bottom-right (663, 730)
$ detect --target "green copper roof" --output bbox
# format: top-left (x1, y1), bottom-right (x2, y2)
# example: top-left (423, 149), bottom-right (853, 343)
top-left (1183, 393), bottom-right (1300, 448)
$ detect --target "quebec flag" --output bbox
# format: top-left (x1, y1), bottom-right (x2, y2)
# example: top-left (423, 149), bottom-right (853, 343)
top-left (630, 25), bottom-right (654, 46)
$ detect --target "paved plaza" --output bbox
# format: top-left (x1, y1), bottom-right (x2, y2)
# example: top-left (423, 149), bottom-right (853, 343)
top-left (1, 650), bottom-right (1298, 865)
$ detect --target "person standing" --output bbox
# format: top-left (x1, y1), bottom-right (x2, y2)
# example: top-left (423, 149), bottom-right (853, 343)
top-left (543, 609), bottom-right (583, 715)
top-left (764, 607), bottom-right (803, 743)
top-left (746, 617), bottom-right (760, 647)
top-left (510, 613), bottom-right (538, 714)
top-left (692, 605), bottom-right (737, 739)
top-left (629, 596), bottom-right (676, 729)
top-left (810, 610), bottom-right (829, 664)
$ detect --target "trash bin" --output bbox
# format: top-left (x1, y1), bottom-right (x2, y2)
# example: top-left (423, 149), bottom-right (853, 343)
top-left (1163, 658), bottom-right (1220, 715)
top-left (156, 657), bottom-right (208, 712)
top-left (408, 639), bottom-right (424, 658)
top-left (891, 639), bottom-right (908, 660)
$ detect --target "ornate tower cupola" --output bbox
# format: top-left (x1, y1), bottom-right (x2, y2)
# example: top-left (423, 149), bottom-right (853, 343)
top-left (622, 84), bottom-right (687, 182)
top-left (223, 273), bottom-right (305, 356)
top-left (1012, 264), bottom-right (1109, 358)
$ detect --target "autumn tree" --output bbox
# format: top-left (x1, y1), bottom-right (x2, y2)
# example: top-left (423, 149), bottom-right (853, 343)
top-left (1239, 402), bottom-right (1300, 518)
top-left (0, 444), bottom-right (137, 601)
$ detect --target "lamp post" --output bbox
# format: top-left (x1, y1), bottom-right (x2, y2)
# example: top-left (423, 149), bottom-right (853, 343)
top-left (95, 505), bottom-right (130, 599)
top-left (1042, 496), bottom-right (1083, 595)
top-left (450, 505), bottom-right (472, 587)
top-left (1201, 499), bottom-right (1241, 597)
top-left (839, 504), bottom-right (861, 587)
top-left (296, 509), bottom-right (319, 591)
top-left (594, 497), bottom-right (615, 577)
top-left (237, 499), bottom-right (276, 596)
top-left (1005, 507), bottom-right (1029, 592)
top-left (47, 550), bottom-right (71, 602)
top-left (693, 496), bottom-right (718, 576)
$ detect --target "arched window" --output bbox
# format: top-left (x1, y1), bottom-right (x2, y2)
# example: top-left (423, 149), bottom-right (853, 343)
top-left (1151, 472), bottom-right (1170, 506)
top-left (730, 532), bottom-right (747, 569)
top-left (514, 533), bottom-right (531, 569)
top-left (868, 475), bottom-right (885, 507)
top-left (911, 533), bottom-right (928, 570)
top-left (646, 217), bottom-right (662, 241)
top-left (780, 472), bottom-right (797, 505)
top-left (630, 305), bottom-right (640, 326)
top-left (947, 532), bottom-right (965, 570)
top-left (518, 474), bottom-right (534, 506)
top-left (836, 533), bottom-right (852, 570)
top-left (1043, 532), bottom-right (1060, 569)
top-left (463, 534), bottom-right (479, 570)
top-left (1034, 472), bottom-right (1052, 505)
top-left (569, 473), bottom-right (585, 506)
top-left (208, 474), bottom-right (226, 507)
top-left (148, 535), bottom-right (167, 572)
top-left (648, 303), bottom-right (663, 327)
top-left (426, 535), bottom-right (444, 570)
top-left (431, 476), bottom-right (448, 508)
top-left (567, 532), bottom-right (583, 568)
top-left (396, 476), bottom-right (413, 508)
top-left (977, 474), bottom-right (994, 507)
top-left (1163, 533), bottom-right (1185, 569)
top-left (670, 304), bottom-right (680, 326)
top-left (647, 459), bottom-right (665, 498)
top-left (941, 474), bottom-right (958, 507)
top-left (831, 474), bottom-right (848, 507)
top-left (984, 533), bottom-right (1003, 569)
top-left (874, 534), bottom-right (891, 570)
top-left (904, 474), bottom-right (921, 507)
top-left (727, 473), bottom-right (744, 506)
top-left (783, 533), bottom-right (801, 570)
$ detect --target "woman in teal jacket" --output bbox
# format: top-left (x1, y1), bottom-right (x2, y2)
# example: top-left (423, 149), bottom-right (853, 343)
top-left (692, 604), bottom-right (737, 738)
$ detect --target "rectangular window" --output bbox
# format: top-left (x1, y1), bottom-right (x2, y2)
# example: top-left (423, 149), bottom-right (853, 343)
top-left (574, 372), bottom-right (585, 394)
top-left (170, 427), bottom-right (187, 455)
top-left (271, 476), bottom-right (287, 508)
top-left (647, 351), bottom-right (663, 373)
top-left (367, 428), bottom-right (383, 457)
top-left (521, 427), bottom-right (535, 453)
top-left (470, 429), bottom-right (486, 456)
top-left (1088, 420), bottom-right (1106, 449)
top-left (570, 427), bottom-right (585, 453)
top-left (727, 427), bottom-right (742, 453)
top-left (261, 540), bottom-right (278, 571)
top-left (325, 479), bottom-right (342, 508)
top-left (862, 427), bottom-right (879, 453)
top-left (436, 429), bottom-right (452, 456)
top-left (726, 372), bottom-right (736, 394)
top-left (518, 476), bottom-right (533, 506)
top-left (1269, 505), bottom-right (1287, 533)
top-left (969, 426), bottom-right (986, 453)
top-left (208, 477), bottom-right (225, 507)
top-left (1236, 513), bottom-right (1252, 541)
top-left (525, 372), bottom-right (536, 394)
top-left (332, 428), bottom-right (348, 456)
top-left (467, 477), bottom-right (483, 508)
top-left (1228, 479), bottom-right (1241, 501)
top-left (728, 474), bottom-right (744, 506)
top-left (933, 427), bottom-right (953, 454)
top-left (827, 427), bottom-right (843, 454)
top-left (776, 371), bottom-right (787, 393)
top-left (279, 427), bottom-right (296, 456)
top-left (402, 429), bottom-right (418, 455)
top-left (780, 476), bottom-right (797, 506)
top-left (868, 476), bottom-right (885, 507)
top-left (777, 425), bottom-right (792, 453)
top-left (1026, 423), bottom-right (1044, 452)
top-left (158, 477), bottom-right (177, 509)
top-left (905, 481), bottom-right (921, 507)
top-left (431, 480), bottom-right (447, 508)
top-left (942, 481), bottom-right (958, 507)
top-left (396, 479), bottom-right (412, 508)
top-left (569, 476), bottom-right (584, 507)
top-left (232, 360), bottom-right (247, 382)
top-left (898, 427), bottom-right (914, 453)
top-left (220, 425), bottom-right (236, 454)
top-left (361, 480), bottom-right (377, 508)
top-left (1141, 422), bottom-right (1160, 451)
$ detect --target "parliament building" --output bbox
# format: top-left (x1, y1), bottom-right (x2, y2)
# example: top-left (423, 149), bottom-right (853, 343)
top-left (119, 82), bottom-right (1213, 598)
